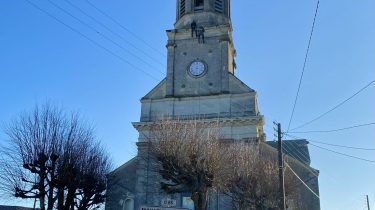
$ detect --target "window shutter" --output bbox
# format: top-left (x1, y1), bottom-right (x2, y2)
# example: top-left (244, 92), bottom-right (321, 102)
top-left (214, 0), bottom-right (224, 13)
top-left (180, 0), bottom-right (186, 17)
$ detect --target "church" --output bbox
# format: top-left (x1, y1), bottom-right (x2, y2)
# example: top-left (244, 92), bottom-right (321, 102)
top-left (106, 1), bottom-right (320, 209)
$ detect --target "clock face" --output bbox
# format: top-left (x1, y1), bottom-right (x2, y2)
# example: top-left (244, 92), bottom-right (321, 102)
top-left (189, 61), bottom-right (206, 77)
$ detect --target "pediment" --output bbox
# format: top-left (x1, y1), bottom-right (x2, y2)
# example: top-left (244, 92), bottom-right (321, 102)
top-left (229, 74), bottom-right (255, 94)
top-left (142, 74), bottom-right (254, 100)
top-left (142, 78), bottom-right (167, 100)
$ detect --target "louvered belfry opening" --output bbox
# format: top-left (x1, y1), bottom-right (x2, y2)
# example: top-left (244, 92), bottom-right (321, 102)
top-left (179, 0), bottom-right (186, 18)
top-left (175, 0), bottom-right (231, 26)
top-left (214, 0), bottom-right (224, 13)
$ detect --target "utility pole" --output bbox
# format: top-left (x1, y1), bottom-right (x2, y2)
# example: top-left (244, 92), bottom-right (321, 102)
top-left (277, 123), bottom-right (286, 210)
top-left (366, 195), bottom-right (371, 210)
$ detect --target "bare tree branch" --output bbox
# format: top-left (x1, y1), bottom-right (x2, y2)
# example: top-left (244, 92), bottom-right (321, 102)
top-left (147, 119), bottom-right (222, 210)
top-left (0, 103), bottom-right (112, 210)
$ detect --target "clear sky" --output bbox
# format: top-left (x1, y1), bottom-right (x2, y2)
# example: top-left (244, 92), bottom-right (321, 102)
top-left (0, 0), bottom-right (374, 209)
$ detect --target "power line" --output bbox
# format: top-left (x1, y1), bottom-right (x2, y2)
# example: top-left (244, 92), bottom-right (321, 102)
top-left (84, 0), bottom-right (166, 58)
top-left (281, 140), bottom-right (345, 192)
top-left (285, 133), bottom-right (375, 151)
top-left (63, 0), bottom-right (166, 69)
top-left (275, 125), bottom-right (313, 166)
top-left (287, 0), bottom-right (320, 132)
top-left (288, 122), bottom-right (375, 134)
top-left (272, 127), bottom-right (343, 193)
top-left (310, 139), bottom-right (375, 151)
top-left (272, 123), bottom-right (316, 168)
top-left (285, 162), bottom-right (320, 198)
top-left (273, 138), bottom-right (320, 178)
top-left (291, 79), bottom-right (375, 131)
top-left (282, 140), bottom-right (311, 162)
top-left (24, 0), bottom-right (159, 81)
top-left (310, 143), bottom-right (375, 164)
top-left (282, 141), bottom-right (320, 177)
top-left (47, 0), bottom-right (164, 75)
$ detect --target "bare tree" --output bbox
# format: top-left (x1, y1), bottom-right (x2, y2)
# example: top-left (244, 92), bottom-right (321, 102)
top-left (147, 119), bottom-right (222, 210)
top-left (220, 141), bottom-right (302, 210)
top-left (0, 103), bottom-right (111, 210)
top-left (141, 119), bottom-right (305, 210)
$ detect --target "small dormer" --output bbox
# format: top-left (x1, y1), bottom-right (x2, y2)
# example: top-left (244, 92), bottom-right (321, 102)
top-left (175, 0), bottom-right (231, 29)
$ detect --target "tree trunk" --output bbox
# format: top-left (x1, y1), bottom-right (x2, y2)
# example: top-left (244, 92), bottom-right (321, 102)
top-left (57, 186), bottom-right (64, 210)
top-left (39, 195), bottom-right (45, 210)
top-left (191, 190), bottom-right (208, 210)
top-left (47, 160), bottom-right (57, 210)
top-left (63, 187), bottom-right (76, 210)
top-left (38, 172), bottom-right (46, 210)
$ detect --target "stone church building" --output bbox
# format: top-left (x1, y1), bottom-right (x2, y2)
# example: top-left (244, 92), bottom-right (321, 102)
top-left (106, 0), bottom-right (320, 209)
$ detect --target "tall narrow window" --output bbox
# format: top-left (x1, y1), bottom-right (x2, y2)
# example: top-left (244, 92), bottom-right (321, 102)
top-left (194, 0), bottom-right (204, 11)
top-left (180, 0), bottom-right (186, 17)
top-left (123, 199), bottom-right (134, 210)
top-left (214, 0), bottom-right (224, 13)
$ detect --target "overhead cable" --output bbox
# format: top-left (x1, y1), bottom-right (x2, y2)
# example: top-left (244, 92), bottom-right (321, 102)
top-left (285, 162), bottom-right (320, 198)
top-left (287, 0), bottom-right (320, 132)
top-left (64, 0), bottom-right (166, 68)
top-left (310, 143), bottom-right (375, 164)
top-left (47, 0), bottom-right (164, 75)
top-left (288, 122), bottom-right (375, 134)
top-left (291, 79), bottom-right (375, 131)
top-left (85, 0), bottom-right (166, 57)
top-left (285, 133), bottom-right (375, 151)
top-left (278, 140), bottom-right (320, 177)
top-left (24, 0), bottom-right (159, 81)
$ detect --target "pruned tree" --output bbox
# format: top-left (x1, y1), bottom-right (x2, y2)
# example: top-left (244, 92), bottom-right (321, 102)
top-left (142, 119), bottom-right (305, 210)
top-left (147, 119), bottom-right (222, 210)
top-left (220, 141), bottom-right (302, 210)
top-left (0, 103), bottom-right (111, 210)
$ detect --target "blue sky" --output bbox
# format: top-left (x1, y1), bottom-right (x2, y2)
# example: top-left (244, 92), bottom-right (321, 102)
top-left (0, 0), bottom-right (374, 209)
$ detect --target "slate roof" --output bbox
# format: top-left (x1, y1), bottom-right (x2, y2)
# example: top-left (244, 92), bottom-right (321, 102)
top-left (105, 157), bottom-right (138, 209)
top-left (266, 139), bottom-right (311, 165)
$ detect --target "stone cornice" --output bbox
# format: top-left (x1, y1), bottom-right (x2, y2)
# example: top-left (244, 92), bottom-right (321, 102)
top-left (140, 92), bottom-right (256, 103)
top-left (132, 115), bottom-right (264, 130)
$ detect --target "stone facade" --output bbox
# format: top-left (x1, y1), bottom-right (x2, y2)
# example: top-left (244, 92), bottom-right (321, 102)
top-left (106, 0), bottom-right (320, 209)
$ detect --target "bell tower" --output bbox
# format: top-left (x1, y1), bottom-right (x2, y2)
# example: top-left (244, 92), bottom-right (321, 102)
top-left (138, 0), bottom-right (263, 141)
top-left (166, 0), bottom-right (235, 97)
top-left (175, 0), bottom-right (231, 28)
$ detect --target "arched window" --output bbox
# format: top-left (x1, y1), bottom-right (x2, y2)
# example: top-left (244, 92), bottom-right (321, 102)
top-left (123, 198), bottom-right (134, 210)
top-left (194, 0), bottom-right (204, 11)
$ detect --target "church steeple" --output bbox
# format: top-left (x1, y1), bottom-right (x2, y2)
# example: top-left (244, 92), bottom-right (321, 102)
top-left (164, 0), bottom-right (235, 97)
top-left (175, 0), bottom-right (231, 29)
